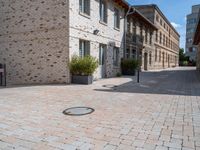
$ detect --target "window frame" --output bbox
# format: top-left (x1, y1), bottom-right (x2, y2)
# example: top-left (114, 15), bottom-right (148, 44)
top-left (113, 47), bottom-right (119, 67)
top-left (99, 0), bottom-right (107, 23)
top-left (114, 8), bottom-right (120, 29)
top-left (79, 39), bottom-right (90, 57)
top-left (79, 0), bottom-right (90, 16)
top-left (99, 44), bottom-right (106, 65)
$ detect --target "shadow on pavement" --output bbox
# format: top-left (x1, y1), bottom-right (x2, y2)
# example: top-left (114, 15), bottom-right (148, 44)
top-left (94, 68), bottom-right (200, 96)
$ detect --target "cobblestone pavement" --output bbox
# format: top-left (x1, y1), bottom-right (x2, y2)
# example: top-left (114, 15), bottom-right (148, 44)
top-left (0, 67), bottom-right (200, 150)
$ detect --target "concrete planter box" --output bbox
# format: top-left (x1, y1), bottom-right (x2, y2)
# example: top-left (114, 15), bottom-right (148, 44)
top-left (122, 69), bottom-right (136, 76)
top-left (72, 75), bottom-right (93, 85)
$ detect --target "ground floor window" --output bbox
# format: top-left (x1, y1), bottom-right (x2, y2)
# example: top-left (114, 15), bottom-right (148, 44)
top-left (159, 51), bottom-right (161, 62)
top-left (166, 53), bottom-right (168, 62)
top-left (99, 44), bottom-right (106, 65)
top-left (149, 52), bottom-right (152, 65)
top-left (79, 39), bottom-right (90, 57)
top-left (113, 47), bottom-right (119, 66)
top-left (126, 48), bottom-right (130, 58)
top-left (131, 49), bottom-right (136, 58)
top-left (155, 48), bottom-right (157, 62)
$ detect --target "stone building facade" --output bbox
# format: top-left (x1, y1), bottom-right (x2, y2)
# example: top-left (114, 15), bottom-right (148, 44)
top-left (126, 8), bottom-right (158, 71)
top-left (69, 0), bottom-right (127, 79)
top-left (193, 10), bottom-right (200, 70)
top-left (135, 5), bottom-right (180, 69)
top-left (0, 0), bottom-right (128, 85)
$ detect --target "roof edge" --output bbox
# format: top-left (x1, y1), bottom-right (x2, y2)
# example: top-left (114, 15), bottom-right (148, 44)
top-left (134, 4), bottom-right (180, 37)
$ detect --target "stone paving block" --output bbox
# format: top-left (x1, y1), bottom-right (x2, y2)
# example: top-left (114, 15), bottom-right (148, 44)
top-left (155, 146), bottom-right (168, 150)
top-left (0, 67), bottom-right (199, 149)
top-left (103, 144), bottom-right (117, 150)
top-left (183, 140), bottom-right (195, 149)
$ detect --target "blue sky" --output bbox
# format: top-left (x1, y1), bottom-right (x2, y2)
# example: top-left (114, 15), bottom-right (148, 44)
top-left (127, 0), bottom-right (200, 49)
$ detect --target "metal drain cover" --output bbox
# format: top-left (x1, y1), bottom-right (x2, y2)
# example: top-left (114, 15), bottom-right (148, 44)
top-left (63, 107), bottom-right (95, 116)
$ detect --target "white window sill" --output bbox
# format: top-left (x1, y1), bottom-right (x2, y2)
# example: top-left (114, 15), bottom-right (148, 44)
top-left (79, 12), bottom-right (90, 19)
top-left (114, 27), bottom-right (120, 31)
top-left (99, 20), bottom-right (107, 26)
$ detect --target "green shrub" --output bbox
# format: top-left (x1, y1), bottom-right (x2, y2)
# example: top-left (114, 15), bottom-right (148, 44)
top-left (183, 61), bottom-right (188, 66)
top-left (116, 72), bottom-right (122, 77)
top-left (121, 59), bottom-right (139, 70)
top-left (70, 55), bottom-right (98, 76)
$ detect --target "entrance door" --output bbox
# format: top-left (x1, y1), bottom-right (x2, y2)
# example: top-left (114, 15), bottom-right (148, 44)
top-left (168, 55), bottom-right (170, 67)
top-left (144, 52), bottom-right (148, 71)
top-left (162, 52), bottom-right (165, 68)
top-left (99, 44), bottom-right (106, 78)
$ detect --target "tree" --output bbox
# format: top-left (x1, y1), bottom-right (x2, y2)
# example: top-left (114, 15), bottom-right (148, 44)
top-left (179, 48), bottom-right (185, 62)
top-left (179, 48), bottom-right (190, 66)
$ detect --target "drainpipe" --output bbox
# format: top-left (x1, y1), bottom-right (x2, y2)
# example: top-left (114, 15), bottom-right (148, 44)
top-left (124, 6), bottom-right (131, 58)
top-left (124, 6), bottom-right (135, 58)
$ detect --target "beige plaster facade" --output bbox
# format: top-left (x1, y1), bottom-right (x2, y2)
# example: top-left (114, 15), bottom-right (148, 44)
top-left (69, 0), bottom-right (126, 79)
top-left (126, 8), bottom-right (158, 71)
top-left (135, 5), bottom-right (180, 70)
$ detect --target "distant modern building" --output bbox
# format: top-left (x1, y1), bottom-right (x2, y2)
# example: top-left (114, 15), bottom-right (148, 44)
top-left (135, 5), bottom-right (180, 69)
top-left (185, 4), bottom-right (200, 61)
top-left (193, 10), bottom-right (200, 70)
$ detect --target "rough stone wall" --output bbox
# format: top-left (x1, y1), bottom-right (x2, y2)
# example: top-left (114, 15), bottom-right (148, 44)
top-left (69, 0), bottom-right (125, 79)
top-left (0, 0), bottom-right (70, 85)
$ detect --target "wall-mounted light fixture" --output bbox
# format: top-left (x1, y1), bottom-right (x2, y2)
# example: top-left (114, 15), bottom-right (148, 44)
top-left (93, 29), bottom-right (100, 35)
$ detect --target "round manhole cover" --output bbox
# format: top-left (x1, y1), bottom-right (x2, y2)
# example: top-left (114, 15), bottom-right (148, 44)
top-left (63, 107), bottom-right (95, 116)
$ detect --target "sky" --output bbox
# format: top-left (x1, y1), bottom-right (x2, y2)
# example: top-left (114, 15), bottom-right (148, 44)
top-left (127, 0), bottom-right (200, 49)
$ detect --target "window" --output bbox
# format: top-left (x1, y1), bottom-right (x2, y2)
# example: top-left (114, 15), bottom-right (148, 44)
top-left (149, 53), bottom-right (152, 65)
top-left (79, 0), bottom-right (90, 16)
top-left (166, 53), bottom-right (168, 62)
top-left (156, 15), bottom-right (159, 22)
top-left (113, 47), bottom-right (119, 66)
top-left (145, 29), bottom-right (148, 44)
top-left (156, 31), bottom-right (158, 42)
top-left (163, 34), bottom-right (165, 46)
top-left (99, 44), bottom-right (106, 65)
top-left (133, 23), bottom-right (136, 35)
top-left (187, 18), bottom-right (197, 24)
top-left (150, 32), bottom-right (152, 45)
top-left (160, 19), bottom-right (163, 26)
top-left (159, 51), bottom-right (161, 62)
top-left (79, 39), bottom-right (90, 57)
top-left (155, 48), bottom-right (157, 61)
top-left (100, 0), bottom-right (107, 23)
top-left (186, 28), bottom-right (195, 34)
top-left (114, 8), bottom-right (120, 29)
top-left (160, 32), bottom-right (162, 44)
top-left (132, 49), bottom-right (136, 58)
top-left (140, 25), bottom-right (143, 37)
top-left (126, 48), bottom-right (130, 58)
top-left (186, 38), bottom-right (193, 43)
top-left (166, 37), bottom-right (168, 47)
top-left (127, 21), bottom-right (130, 33)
